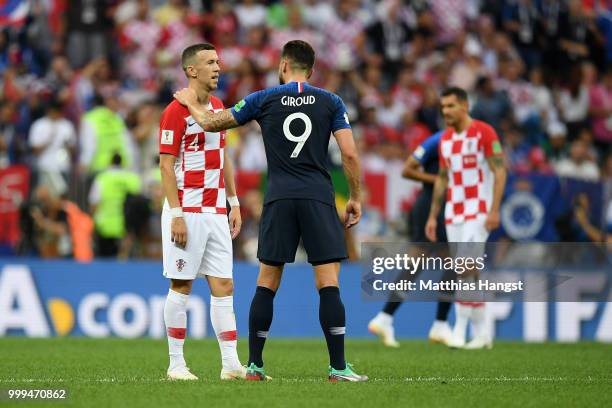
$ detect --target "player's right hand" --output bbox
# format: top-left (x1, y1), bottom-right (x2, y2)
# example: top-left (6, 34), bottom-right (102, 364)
top-left (344, 199), bottom-right (361, 229)
top-left (425, 217), bottom-right (437, 242)
top-left (171, 217), bottom-right (188, 248)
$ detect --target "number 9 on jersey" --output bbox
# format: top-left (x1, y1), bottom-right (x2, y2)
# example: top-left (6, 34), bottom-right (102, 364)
top-left (283, 112), bottom-right (312, 158)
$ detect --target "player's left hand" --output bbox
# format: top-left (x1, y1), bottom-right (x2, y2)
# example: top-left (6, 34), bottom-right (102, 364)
top-left (485, 210), bottom-right (501, 232)
top-left (173, 88), bottom-right (197, 106)
top-left (228, 206), bottom-right (242, 239)
top-left (344, 199), bottom-right (361, 229)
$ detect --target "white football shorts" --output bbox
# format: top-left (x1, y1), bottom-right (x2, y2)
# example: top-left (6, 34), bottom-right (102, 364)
top-left (445, 218), bottom-right (489, 259)
top-left (161, 210), bottom-right (233, 280)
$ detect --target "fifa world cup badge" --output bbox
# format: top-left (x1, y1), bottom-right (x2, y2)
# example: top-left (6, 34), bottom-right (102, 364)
top-left (176, 259), bottom-right (186, 272)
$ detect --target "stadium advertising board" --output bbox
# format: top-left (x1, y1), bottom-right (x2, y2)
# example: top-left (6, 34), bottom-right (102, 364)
top-left (0, 259), bottom-right (610, 342)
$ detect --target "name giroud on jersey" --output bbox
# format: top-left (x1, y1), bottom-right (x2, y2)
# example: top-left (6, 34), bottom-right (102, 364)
top-left (281, 95), bottom-right (316, 106)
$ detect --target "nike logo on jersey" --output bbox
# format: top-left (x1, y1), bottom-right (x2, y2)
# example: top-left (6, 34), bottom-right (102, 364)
top-left (187, 120), bottom-right (197, 127)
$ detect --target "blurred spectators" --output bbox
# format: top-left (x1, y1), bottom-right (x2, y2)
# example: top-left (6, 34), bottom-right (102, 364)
top-left (88, 153), bottom-right (141, 257)
top-left (26, 184), bottom-right (72, 258)
top-left (79, 94), bottom-right (134, 177)
top-left (471, 75), bottom-right (512, 132)
top-left (28, 101), bottom-right (76, 193)
top-left (65, 0), bottom-right (114, 69)
top-left (0, 0), bottom-right (609, 260)
top-left (589, 66), bottom-right (612, 148)
top-left (544, 121), bottom-right (569, 164)
top-left (0, 100), bottom-right (19, 167)
top-left (554, 139), bottom-right (601, 181)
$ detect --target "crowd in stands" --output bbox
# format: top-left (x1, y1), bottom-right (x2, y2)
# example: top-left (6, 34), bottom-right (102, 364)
top-left (0, 0), bottom-right (611, 260)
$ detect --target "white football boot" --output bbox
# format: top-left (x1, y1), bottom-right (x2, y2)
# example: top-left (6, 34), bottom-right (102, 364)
top-left (368, 312), bottom-right (400, 348)
top-left (428, 320), bottom-right (452, 345)
top-left (464, 335), bottom-right (493, 350)
top-left (167, 366), bottom-right (198, 381)
top-left (220, 365), bottom-right (247, 380)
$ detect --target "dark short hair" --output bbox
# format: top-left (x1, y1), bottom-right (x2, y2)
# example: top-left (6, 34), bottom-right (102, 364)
top-left (281, 40), bottom-right (315, 72)
top-left (181, 43), bottom-right (216, 72)
top-left (441, 87), bottom-right (468, 102)
top-left (111, 152), bottom-right (122, 166)
top-left (46, 99), bottom-right (64, 113)
top-left (92, 93), bottom-right (105, 107)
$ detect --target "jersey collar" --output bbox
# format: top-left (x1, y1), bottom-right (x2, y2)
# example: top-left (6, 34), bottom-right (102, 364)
top-left (289, 81), bottom-right (307, 93)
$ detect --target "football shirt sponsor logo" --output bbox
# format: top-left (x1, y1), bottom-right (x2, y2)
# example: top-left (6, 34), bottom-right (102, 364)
top-left (463, 154), bottom-right (477, 167)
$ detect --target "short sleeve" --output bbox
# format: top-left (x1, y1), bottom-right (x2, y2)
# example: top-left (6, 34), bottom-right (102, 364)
top-left (413, 132), bottom-right (439, 165)
top-left (331, 94), bottom-right (351, 133)
top-left (438, 139), bottom-right (447, 169)
top-left (231, 90), bottom-right (265, 125)
top-left (28, 121), bottom-right (48, 147)
top-left (159, 103), bottom-right (186, 156)
top-left (481, 124), bottom-right (502, 157)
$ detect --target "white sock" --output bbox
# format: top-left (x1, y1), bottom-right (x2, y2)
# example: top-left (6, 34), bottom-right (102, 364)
top-left (164, 289), bottom-right (189, 371)
top-left (376, 311), bottom-right (393, 325)
top-left (210, 295), bottom-right (241, 370)
top-left (470, 303), bottom-right (488, 340)
top-left (452, 302), bottom-right (471, 342)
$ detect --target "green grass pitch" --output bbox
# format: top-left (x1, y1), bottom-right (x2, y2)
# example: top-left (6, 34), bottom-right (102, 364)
top-left (1, 338), bottom-right (610, 407)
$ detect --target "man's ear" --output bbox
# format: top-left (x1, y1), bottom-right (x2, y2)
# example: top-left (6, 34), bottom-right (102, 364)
top-left (187, 66), bottom-right (197, 78)
top-left (306, 68), bottom-right (314, 80)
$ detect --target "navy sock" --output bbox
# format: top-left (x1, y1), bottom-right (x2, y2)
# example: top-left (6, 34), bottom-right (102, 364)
top-left (248, 286), bottom-right (275, 367)
top-left (382, 300), bottom-right (402, 315)
top-left (319, 286), bottom-right (346, 371)
top-left (436, 301), bottom-right (452, 321)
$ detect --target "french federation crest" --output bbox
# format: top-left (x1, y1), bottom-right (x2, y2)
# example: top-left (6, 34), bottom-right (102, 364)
top-left (176, 259), bottom-right (186, 272)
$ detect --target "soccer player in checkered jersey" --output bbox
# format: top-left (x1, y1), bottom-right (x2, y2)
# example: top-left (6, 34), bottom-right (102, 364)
top-left (159, 43), bottom-right (247, 381)
top-left (425, 87), bottom-right (507, 350)
top-left (173, 40), bottom-right (367, 382)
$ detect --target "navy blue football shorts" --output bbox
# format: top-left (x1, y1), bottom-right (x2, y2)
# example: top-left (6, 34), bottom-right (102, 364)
top-left (257, 199), bottom-right (348, 266)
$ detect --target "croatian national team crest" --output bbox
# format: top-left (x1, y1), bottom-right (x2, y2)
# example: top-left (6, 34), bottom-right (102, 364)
top-left (176, 259), bottom-right (186, 272)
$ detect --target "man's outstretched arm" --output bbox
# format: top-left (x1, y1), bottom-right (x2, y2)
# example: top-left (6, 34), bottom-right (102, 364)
top-left (174, 88), bottom-right (239, 132)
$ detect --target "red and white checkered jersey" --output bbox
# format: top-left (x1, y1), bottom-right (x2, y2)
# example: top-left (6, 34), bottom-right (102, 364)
top-left (159, 96), bottom-right (227, 214)
top-left (439, 120), bottom-right (502, 225)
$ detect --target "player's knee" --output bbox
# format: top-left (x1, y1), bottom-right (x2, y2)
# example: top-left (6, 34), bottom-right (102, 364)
top-left (170, 279), bottom-right (193, 295)
top-left (257, 277), bottom-right (280, 292)
top-left (218, 279), bottom-right (234, 296)
top-left (209, 277), bottom-right (233, 297)
top-left (315, 276), bottom-right (339, 290)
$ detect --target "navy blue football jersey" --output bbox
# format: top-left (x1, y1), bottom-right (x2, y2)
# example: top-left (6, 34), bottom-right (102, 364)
top-left (411, 130), bottom-right (443, 194)
top-left (231, 81), bottom-right (350, 206)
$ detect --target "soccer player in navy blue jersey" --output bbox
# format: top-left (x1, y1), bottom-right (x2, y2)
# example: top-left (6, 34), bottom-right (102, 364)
top-left (173, 40), bottom-right (367, 382)
top-left (368, 131), bottom-right (455, 347)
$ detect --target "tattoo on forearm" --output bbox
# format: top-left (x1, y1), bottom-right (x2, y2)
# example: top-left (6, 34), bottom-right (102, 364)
top-left (489, 156), bottom-right (505, 169)
top-left (430, 168), bottom-right (448, 216)
top-left (206, 110), bottom-right (238, 132)
top-left (190, 107), bottom-right (238, 132)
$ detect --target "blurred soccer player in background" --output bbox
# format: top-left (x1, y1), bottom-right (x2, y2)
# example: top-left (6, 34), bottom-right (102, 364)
top-left (174, 40), bottom-right (368, 382)
top-left (426, 87), bottom-right (507, 350)
top-left (368, 129), bottom-right (455, 347)
top-left (159, 43), bottom-right (245, 381)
